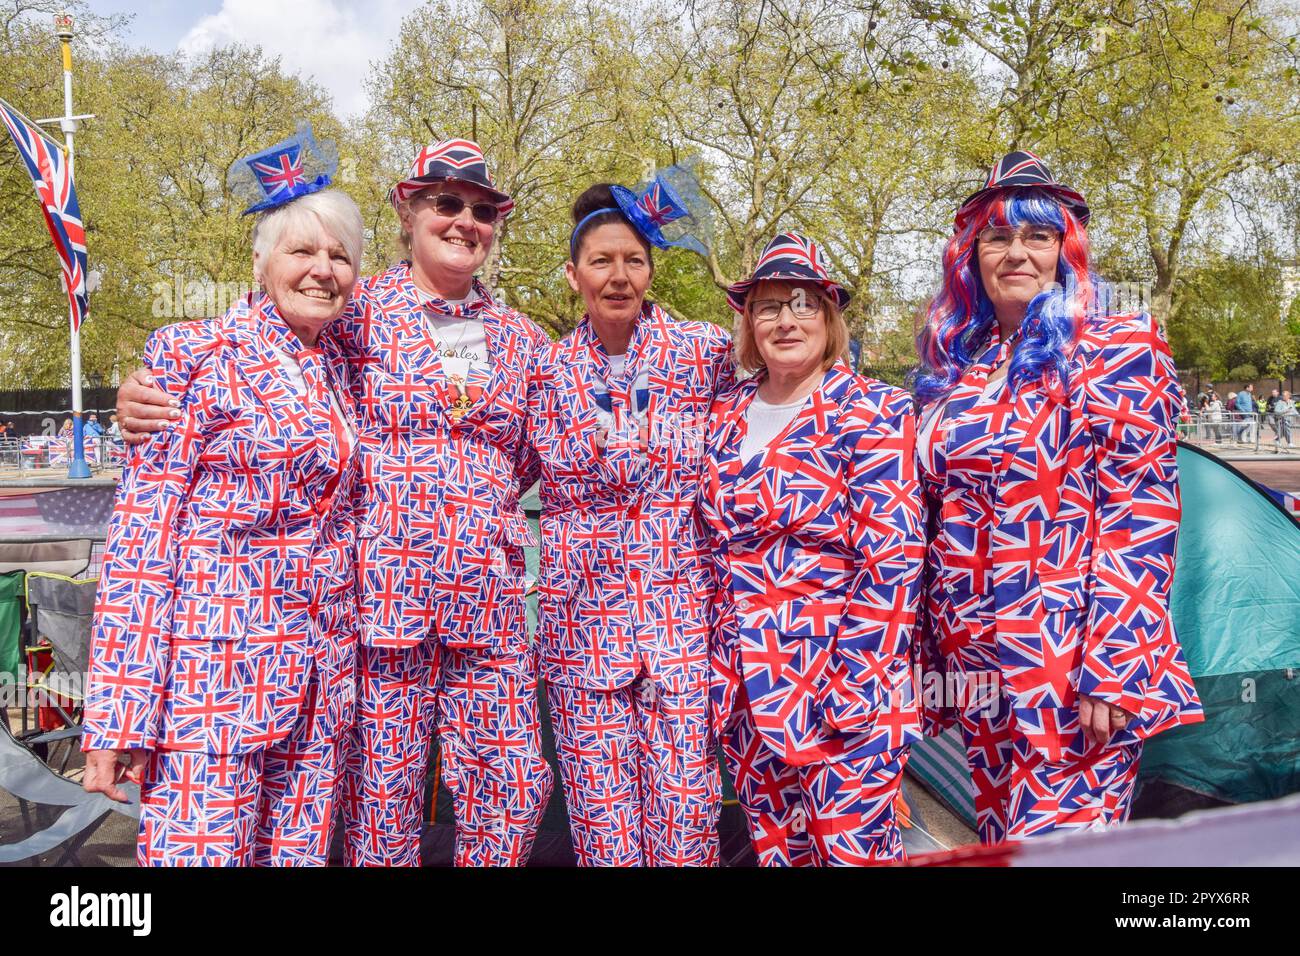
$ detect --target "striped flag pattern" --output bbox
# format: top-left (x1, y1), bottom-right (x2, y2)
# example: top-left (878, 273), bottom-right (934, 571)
top-left (0, 97), bottom-right (88, 331)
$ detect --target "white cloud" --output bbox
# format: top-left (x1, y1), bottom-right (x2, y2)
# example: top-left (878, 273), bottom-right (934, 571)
top-left (177, 0), bottom-right (422, 117)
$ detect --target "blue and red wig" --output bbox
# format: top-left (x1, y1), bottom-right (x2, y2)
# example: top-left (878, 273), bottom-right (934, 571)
top-left (912, 187), bottom-right (1096, 407)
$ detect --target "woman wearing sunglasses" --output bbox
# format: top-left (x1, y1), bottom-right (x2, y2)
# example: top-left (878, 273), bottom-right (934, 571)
top-left (526, 175), bottom-right (734, 865)
top-left (113, 139), bottom-right (553, 867)
top-left (699, 233), bottom-right (924, 865)
top-left (912, 151), bottom-right (1202, 844)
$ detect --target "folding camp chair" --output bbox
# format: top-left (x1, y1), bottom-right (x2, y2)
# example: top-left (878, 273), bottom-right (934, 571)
top-left (23, 572), bottom-right (97, 773)
top-left (0, 713), bottom-right (138, 865)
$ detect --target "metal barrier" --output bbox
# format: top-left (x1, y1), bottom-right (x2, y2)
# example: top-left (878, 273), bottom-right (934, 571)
top-left (0, 435), bottom-right (125, 475)
top-left (1180, 411), bottom-right (1299, 453)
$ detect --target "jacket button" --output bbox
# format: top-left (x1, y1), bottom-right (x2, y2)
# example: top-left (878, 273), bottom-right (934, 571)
top-left (737, 598), bottom-right (752, 612)
top-left (442, 503), bottom-right (456, 517)
top-left (627, 504), bottom-right (640, 519)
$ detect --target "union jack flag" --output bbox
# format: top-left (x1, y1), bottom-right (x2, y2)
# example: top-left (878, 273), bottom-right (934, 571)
top-left (249, 147), bottom-right (306, 197)
top-left (0, 97), bottom-right (88, 331)
top-left (636, 181), bottom-right (687, 228)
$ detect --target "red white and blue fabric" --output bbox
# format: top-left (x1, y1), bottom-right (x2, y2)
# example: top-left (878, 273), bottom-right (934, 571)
top-left (333, 262), bottom-right (552, 865)
top-left (725, 232), bottom-right (851, 313)
top-left (389, 138), bottom-right (514, 214)
top-left (546, 676), bottom-right (720, 866)
top-left (723, 707), bottom-right (910, 865)
top-left (955, 149), bottom-right (1091, 228)
top-left (228, 123), bottom-right (336, 216)
top-left (917, 312), bottom-right (1204, 841)
top-left (83, 294), bottom-right (360, 865)
top-left (341, 641), bottom-right (551, 866)
top-left (607, 170), bottom-right (710, 256)
top-left (527, 302), bottom-right (734, 865)
top-left (701, 363), bottom-right (924, 863)
top-left (0, 97), bottom-right (87, 331)
top-left (137, 678), bottom-right (346, 866)
top-left (246, 148), bottom-right (307, 206)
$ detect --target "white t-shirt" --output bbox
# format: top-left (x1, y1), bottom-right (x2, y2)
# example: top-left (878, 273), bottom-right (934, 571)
top-left (740, 394), bottom-right (806, 462)
top-left (421, 293), bottom-right (489, 382)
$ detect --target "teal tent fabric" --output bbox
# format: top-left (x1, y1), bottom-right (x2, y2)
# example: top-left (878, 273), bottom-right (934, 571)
top-left (1139, 445), bottom-right (1300, 803)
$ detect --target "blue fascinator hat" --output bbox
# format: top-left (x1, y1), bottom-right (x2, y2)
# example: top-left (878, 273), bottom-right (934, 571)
top-left (227, 122), bottom-right (338, 216)
top-left (570, 162), bottom-right (713, 260)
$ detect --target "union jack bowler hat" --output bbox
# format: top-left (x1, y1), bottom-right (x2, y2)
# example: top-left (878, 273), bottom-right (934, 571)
top-left (389, 138), bottom-right (514, 217)
top-left (726, 232), bottom-right (851, 314)
top-left (955, 150), bottom-right (1090, 229)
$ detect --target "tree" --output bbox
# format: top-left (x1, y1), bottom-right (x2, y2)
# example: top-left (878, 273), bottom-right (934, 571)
top-left (0, 5), bottom-right (344, 386)
top-left (1168, 254), bottom-right (1298, 381)
top-left (360, 0), bottom-right (649, 336)
top-left (1060, 0), bottom-right (1300, 326)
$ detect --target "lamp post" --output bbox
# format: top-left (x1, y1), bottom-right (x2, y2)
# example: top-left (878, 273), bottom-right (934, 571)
top-left (50, 12), bottom-right (91, 478)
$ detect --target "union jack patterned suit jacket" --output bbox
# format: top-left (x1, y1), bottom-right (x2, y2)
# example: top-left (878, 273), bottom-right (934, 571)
top-left (527, 304), bottom-right (735, 691)
top-left (919, 312), bottom-right (1204, 759)
top-left (337, 264), bottom-right (550, 651)
top-left (83, 296), bottom-right (359, 754)
top-left (701, 362), bottom-right (926, 764)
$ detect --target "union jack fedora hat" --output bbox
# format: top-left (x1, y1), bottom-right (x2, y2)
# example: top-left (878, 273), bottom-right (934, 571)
top-left (389, 138), bottom-right (514, 216)
top-left (954, 149), bottom-right (1090, 229)
top-left (726, 232), bottom-right (851, 314)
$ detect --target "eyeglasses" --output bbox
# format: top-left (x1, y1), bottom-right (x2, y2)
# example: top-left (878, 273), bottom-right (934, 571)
top-left (413, 191), bottom-right (501, 225)
top-left (976, 225), bottom-right (1061, 252)
top-left (750, 294), bottom-right (823, 323)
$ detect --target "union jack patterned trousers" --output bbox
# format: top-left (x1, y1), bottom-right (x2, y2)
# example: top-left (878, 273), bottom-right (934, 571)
top-left (137, 673), bottom-right (342, 866)
top-left (957, 695), bottom-right (1142, 845)
top-left (341, 640), bottom-right (552, 866)
top-left (723, 701), bottom-right (908, 866)
top-left (546, 674), bottom-right (721, 867)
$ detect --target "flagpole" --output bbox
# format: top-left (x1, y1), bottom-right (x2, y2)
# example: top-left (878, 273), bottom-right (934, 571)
top-left (55, 12), bottom-right (89, 479)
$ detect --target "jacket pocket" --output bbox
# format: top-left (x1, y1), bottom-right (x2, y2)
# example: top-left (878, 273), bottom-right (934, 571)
top-left (1036, 568), bottom-right (1088, 613)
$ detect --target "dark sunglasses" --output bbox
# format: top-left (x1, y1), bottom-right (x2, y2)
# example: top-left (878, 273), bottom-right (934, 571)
top-left (415, 191), bottom-right (501, 225)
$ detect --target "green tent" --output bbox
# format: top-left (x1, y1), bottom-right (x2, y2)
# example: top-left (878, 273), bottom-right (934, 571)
top-left (0, 570), bottom-right (24, 685)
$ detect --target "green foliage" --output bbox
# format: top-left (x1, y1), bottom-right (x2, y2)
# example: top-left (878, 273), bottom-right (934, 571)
top-left (0, 0), bottom-right (1296, 384)
top-left (1227, 363), bottom-right (1259, 381)
top-left (1168, 254), bottom-right (1298, 380)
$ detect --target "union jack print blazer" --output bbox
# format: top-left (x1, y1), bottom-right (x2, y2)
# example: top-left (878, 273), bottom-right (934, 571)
top-left (337, 264), bottom-right (551, 652)
top-left (83, 296), bottom-right (360, 753)
top-left (918, 312), bottom-right (1203, 759)
top-left (527, 303), bottom-right (735, 692)
top-left (701, 362), bottom-right (926, 764)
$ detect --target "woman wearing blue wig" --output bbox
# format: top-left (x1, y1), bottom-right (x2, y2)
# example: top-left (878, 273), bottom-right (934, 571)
top-left (912, 151), bottom-right (1203, 844)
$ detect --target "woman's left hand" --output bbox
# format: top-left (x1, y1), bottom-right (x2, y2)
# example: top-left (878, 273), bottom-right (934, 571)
top-left (1078, 694), bottom-right (1135, 748)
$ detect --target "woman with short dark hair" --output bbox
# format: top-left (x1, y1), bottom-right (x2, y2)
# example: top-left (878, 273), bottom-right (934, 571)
top-left (527, 173), bottom-right (733, 865)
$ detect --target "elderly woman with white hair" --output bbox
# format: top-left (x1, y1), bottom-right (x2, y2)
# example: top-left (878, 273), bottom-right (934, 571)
top-left (109, 136), bottom-right (554, 867)
top-left (82, 125), bottom-right (365, 866)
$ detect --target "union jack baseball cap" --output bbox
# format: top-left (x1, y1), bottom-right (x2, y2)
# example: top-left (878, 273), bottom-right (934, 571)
top-left (954, 150), bottom-right (1090, 229)
top-left (726, 232), bottom-right (851, 314)
top-left (389, 138), bottom-right (514, 217)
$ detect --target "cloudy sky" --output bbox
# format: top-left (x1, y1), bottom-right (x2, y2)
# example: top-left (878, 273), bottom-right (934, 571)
top-left (90, 0), bottom-right (426, 116)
